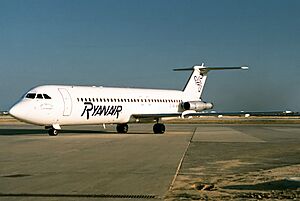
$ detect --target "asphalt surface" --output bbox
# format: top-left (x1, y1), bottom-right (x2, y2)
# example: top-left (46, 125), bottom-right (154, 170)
top-left (0, 124), bottom-right (194, 201)
top-left (0, 123), bottom-right (299, 200)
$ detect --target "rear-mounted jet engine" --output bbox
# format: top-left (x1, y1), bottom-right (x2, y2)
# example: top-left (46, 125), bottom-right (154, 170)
top-left (181, 101), bottom-right (213, 112)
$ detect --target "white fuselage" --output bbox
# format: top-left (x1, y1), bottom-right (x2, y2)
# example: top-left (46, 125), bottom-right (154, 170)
top-left (9, 65), bottom-right (247, 134)
top-left (10, 85), bottom-right (186, 126)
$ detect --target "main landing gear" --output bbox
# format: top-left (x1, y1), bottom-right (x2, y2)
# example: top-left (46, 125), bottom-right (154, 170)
top-left (153, 123), bottom-right (165, 134)
top-left (116, 123), bottom-right (165, 134)
top-left (116, 124), bottom-right (128, 133)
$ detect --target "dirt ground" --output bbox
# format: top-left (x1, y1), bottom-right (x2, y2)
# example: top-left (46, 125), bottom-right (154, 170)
top-left (166, 164), bottom-right (300, 200)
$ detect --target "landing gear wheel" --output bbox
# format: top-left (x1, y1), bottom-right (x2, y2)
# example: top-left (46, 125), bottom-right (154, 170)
top-left (153, 123), bottom-right (165, 134)
top-left (48, 128), bottom-right (58, 136)
top-left (116, 124), bottom-right (128, 134)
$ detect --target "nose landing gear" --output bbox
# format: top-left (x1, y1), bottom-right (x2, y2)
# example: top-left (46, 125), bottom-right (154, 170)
top-left (48, 127), bottom-right (58, 136)
top-left (46, 125), bottom-right (60, 136)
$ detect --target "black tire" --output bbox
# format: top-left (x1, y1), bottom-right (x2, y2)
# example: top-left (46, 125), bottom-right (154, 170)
top-left (153, 123), bottom-right (165, 134)
top-left (116, 124), bottom-right (128, 133)
top-left (48, 128), bottom-right (58, 136)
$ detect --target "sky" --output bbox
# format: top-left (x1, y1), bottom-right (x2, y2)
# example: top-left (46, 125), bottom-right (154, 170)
top-left (0, 0), bottom-right (300, 111)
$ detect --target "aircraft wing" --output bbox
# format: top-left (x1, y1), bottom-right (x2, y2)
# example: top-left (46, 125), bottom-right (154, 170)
top-left (191, 111), bottom-right (293, 116)
top-left (187, 111), bottom-right (295, 116)
top-left (131, 113), bottom-right (182, 121)
top-left (131, 110), bottom-right (293, 122)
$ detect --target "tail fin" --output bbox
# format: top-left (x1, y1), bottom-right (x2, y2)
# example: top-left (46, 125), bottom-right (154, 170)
top-left (174, 64), bottom-right (248, 100)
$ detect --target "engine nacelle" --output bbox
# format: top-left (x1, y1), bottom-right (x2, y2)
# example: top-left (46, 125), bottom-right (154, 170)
top-left (182, 101), bottom-right (213, 112)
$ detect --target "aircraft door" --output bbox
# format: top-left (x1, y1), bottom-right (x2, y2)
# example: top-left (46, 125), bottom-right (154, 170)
top-left (58, 88), bottom-right (72, 116)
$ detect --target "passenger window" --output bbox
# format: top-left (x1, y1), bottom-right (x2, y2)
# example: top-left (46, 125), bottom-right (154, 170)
top-left (36, 94), bottom-right (43, 99)
top-left (25, 93), bottom-right (36, 99)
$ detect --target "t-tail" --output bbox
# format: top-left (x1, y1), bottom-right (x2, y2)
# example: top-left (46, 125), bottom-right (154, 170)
top-left (174, 63), bottom-right (248, 101)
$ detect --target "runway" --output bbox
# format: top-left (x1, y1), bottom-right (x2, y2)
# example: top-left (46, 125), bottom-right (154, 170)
top-left (0, 123), bottom-right (299, 200)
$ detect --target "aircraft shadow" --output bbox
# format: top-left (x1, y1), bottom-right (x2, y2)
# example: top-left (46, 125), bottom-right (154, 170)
top-left (0, 129), bottom-right (114, 136)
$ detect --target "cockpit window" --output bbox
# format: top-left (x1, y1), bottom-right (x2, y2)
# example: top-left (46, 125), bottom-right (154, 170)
top-left (36, 94), bottom-right (43, 99)
top-left (43, 94), bottom-right (51, 99)
top-left (25, 93), bottom-right (36, 99)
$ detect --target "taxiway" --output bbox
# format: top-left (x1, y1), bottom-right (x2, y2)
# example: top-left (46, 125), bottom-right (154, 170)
top-left (0, 122), bottom-right (299, 200)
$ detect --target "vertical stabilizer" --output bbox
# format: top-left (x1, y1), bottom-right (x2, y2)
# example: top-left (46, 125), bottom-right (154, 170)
top-left (182, 64), bottom-right (207, 100)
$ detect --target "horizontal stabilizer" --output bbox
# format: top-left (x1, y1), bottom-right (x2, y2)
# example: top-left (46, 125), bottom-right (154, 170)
top-left (175, 63), bottom-right (248, 100)
top-left (174, 65), bottom-right (249, 72)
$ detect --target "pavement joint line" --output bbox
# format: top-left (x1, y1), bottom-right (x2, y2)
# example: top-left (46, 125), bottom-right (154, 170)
top-left (168, 127), bottom-right (197, 190)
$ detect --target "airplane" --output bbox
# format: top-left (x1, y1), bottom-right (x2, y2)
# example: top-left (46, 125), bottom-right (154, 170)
top-left (9, 64), bottom-right (248, 136)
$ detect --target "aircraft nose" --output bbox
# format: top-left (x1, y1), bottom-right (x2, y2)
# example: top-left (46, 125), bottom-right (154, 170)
top-left (9, 102), bottom-right (25, 120)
